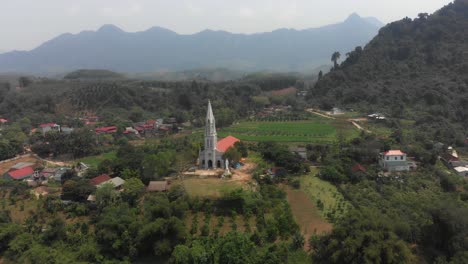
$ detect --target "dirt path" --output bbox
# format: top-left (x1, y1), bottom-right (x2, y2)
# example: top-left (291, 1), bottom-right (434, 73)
top-left (230, 162), bottom-right (256, 183)
top-left (305, 108), bottom-right (336, 119)
top-left (350, 121), bottom-right (372, 133)
top-left (284, 186), bottom-right (332, 251)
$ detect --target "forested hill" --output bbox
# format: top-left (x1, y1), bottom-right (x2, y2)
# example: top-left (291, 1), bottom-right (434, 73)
top-left (0, 14), bottom-right (382, 74)
top-left (309, 0), bottom-right (468, 137)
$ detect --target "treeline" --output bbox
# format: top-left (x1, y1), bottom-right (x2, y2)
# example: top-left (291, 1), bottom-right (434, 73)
top-left (0, 75), bottom-right (300, 128)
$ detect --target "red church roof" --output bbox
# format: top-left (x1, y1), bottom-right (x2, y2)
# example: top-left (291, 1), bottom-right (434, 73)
top-left (90, 174), bottom-right (112, 185)
top-left (217, 136), bottom-right (240, 152)
top-left (7, 166), bottom-right (34, 180)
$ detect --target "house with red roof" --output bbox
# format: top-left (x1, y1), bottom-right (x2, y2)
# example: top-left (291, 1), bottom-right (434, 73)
top-left (0, 118), bottom-right (8, 125)
top-left (95, 126), bottom-right (118, 134)
top-left (198, 101), bottom-right (241, 169)
top-left (90, 174), bottom-right (112, 186)
top-left (379, 150), bottom-right (410, 172)
top-left (39, 123), bottom-right (60, 135)
top-left (4, 166), bottom-right (35, 180)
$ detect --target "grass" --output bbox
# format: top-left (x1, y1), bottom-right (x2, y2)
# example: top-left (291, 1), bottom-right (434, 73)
top-left (300, 168), bottom-right (351, 221)
top-left (218, 118), bottom-right (340, 143)
top-left (77, 151), bottom-right (116, 168)
top-left (174, 178), bottom-right (249, 198)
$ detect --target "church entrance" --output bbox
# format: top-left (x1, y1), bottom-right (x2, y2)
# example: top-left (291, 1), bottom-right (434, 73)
top-left (217, 160), bottom-right (221, 168)
top-left (208, 160), bottom-right (213, 168)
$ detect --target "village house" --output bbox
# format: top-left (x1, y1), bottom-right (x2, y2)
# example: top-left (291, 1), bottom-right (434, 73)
top-left (90, 174), bottom-right (112, 186)
top-left (147, 181), bottom-right (169, 192)
top-left (4, 166), bottom-right (35, 180)
top-left (379, 150), bottom-right (410, 172)
top-left (82, 116), bottom-right (99, 126)
top-left (368, 113), bottom-right (386, 120)
top-left (90, 174), bottom-right (125, 189)
top-left (97, 177), bottom-right (125, 189)
top-left (454, 167), bottom-right (468, 177)
top-left (60, 126), bottom-right (74, 134)
top-left (95, 126), bottom-right (118, 134)
top-left (198, 101), bottom-right (240, 169)
top-left (39, 123), bottom-right (61, 135)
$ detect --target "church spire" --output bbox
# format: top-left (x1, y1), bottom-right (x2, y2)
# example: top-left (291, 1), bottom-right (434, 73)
top-left (206, 100), bottom-right (215, 123)
top-left (205, 100), bottom-right (216, 137)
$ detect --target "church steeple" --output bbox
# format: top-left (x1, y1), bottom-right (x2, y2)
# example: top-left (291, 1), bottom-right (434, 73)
top-left (204, 100), bottom-right (218, 154)
top-left (205, 100), bottom-right (217, 137)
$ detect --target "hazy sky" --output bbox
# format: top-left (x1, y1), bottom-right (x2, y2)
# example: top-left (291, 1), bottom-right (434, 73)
top-left (0, 0), bottom-right (453, 52)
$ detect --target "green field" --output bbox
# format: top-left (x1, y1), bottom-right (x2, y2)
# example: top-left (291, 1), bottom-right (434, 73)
top-left (218, 118), bottom-right (355, 143)
top-left (300, 168), bottom-right (352, 221)
top-left (77, 151), bottom-right (117, 168)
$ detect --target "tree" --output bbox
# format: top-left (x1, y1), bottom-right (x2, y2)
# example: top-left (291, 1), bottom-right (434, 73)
top-left (312, 209), bottom-right (413, 264)
top-left (95, 183), bottom-right (119, 211)
top-left (171, 245), bottom-right (191, 263)
top-left (62, 178), bottom-right (95, 201)
top-left (331, 52), bottom-right (341, 69)
top-left (291, 231), bottom-right (305, 250)
top-left (318, 70), bottom-right (323, 80)
top-left (122, 178), bottom-right (145, 206)
top-left (223, 147), bottom-right (242, 165)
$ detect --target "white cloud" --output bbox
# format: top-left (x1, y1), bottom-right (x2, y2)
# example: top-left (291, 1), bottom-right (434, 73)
top-left (101, 1), bottom-right (143, 17)
top-left (239, 7), bottom-right (255, 18)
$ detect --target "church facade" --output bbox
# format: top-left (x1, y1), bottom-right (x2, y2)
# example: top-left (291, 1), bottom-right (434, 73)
top-left (199, 101), bottom-right (239, 169)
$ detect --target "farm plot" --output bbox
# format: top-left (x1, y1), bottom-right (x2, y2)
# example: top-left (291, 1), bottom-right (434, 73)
top-left (218, 119), bottom-right (339, 143)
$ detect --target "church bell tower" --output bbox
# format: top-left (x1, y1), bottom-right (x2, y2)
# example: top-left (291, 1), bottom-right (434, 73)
top-left (204, 100), bottom-right (218, 168)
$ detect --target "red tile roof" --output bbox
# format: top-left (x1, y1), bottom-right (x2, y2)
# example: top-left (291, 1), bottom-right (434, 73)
top-left (0, 118), bottom-right (8, 123)
top-left (90, 174), bottom-right (112, 185)
top-left (7, 166), bottom-right (34, 180)
top-left (95, 126), bottom-right (118, 133)
top-left (384, 150), bottom-right (406, 156)
top-left (217, 136), bottom-right (240, 152)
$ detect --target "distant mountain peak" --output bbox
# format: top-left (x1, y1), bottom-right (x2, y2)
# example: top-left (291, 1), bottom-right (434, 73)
top-left (97, 24), bottom-right (124, 33)
top-left (144, 26), bottom-right (176, 34)
top-left (346, 12), bottom-right (362, 21)
top-left (344, 13), bottom-right (384, 28)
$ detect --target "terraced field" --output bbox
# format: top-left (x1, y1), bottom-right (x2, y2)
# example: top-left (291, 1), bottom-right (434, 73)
top-left (218, 118), bottom-right (354, 143)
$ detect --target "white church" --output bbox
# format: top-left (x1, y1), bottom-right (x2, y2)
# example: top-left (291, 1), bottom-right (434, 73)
top-left (198, 101), bottom-right (240, 169)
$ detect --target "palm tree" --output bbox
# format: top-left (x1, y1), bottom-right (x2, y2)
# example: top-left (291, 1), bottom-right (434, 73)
top-left (331, 51), bottom-right (341, 69)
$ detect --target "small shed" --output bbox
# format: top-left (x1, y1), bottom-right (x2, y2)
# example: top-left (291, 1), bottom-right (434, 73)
top-left (147, 181), bottom-right (169, 192)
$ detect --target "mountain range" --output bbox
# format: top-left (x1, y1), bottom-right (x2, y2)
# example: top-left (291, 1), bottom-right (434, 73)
top-left (0, 13), bottom-right (383, 74)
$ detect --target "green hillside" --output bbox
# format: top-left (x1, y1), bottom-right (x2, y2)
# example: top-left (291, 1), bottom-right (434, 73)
top-left (309, 0), bottom-right (468, 144)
